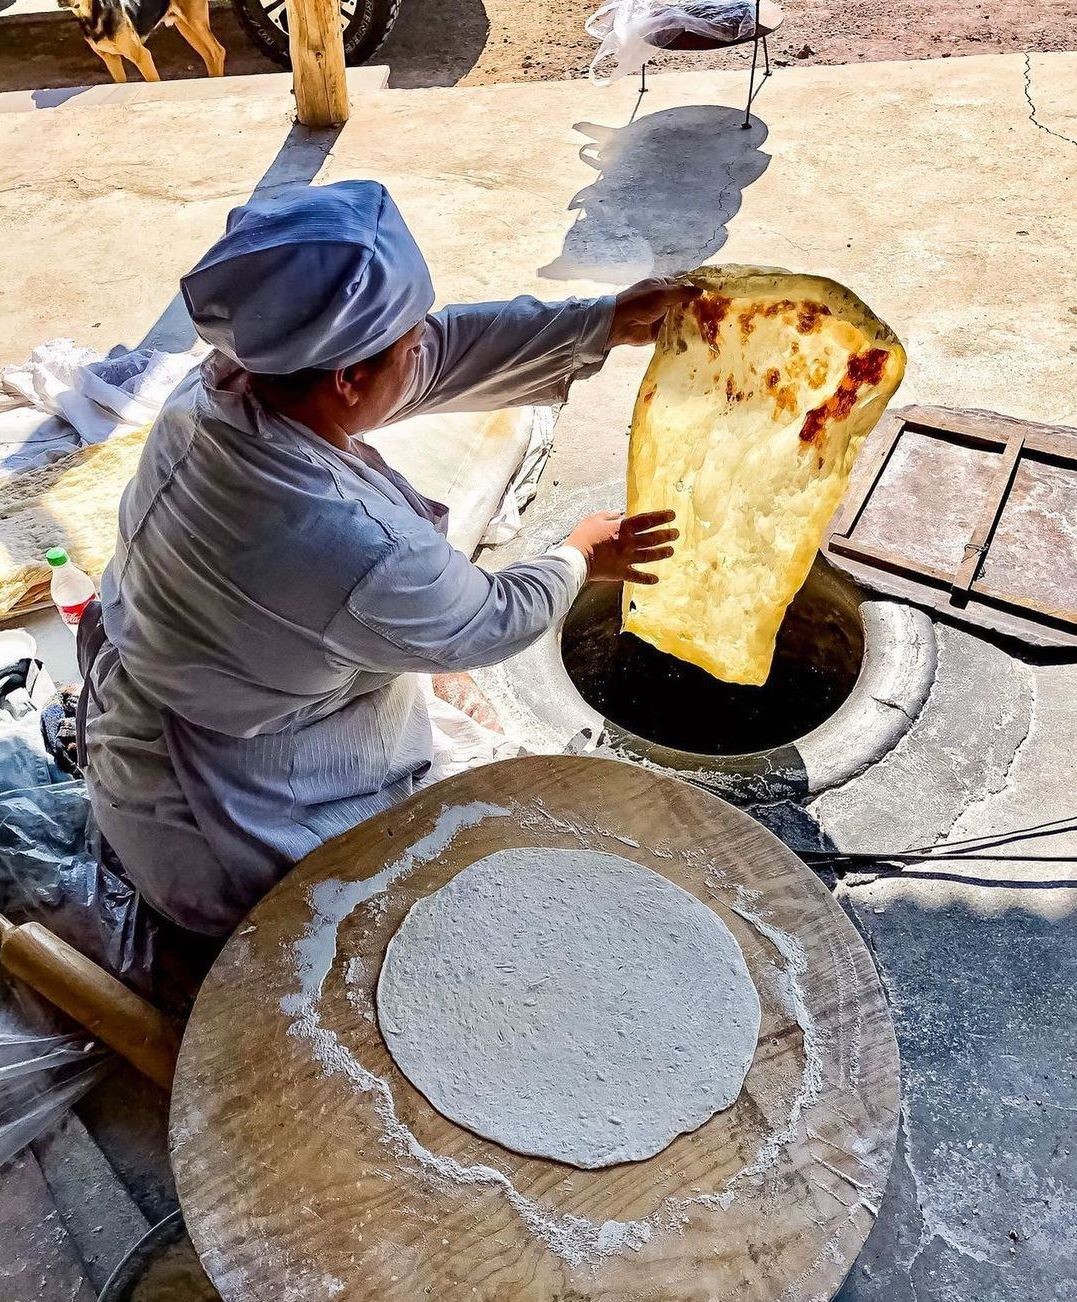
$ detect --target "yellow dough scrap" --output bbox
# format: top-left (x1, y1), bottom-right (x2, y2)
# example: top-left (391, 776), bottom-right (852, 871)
top-left (623, 265), bottom-right (906, 685)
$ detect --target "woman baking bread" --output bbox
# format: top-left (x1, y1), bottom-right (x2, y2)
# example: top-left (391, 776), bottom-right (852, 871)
top-left (79, 181), bottom-right (695, 937)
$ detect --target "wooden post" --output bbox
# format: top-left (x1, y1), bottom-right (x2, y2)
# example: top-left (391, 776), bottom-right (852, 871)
top-left (285, 0), bottom-right (350, 128)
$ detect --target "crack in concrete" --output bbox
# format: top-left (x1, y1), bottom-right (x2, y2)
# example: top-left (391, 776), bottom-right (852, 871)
top-left (1000, 1094), bottom-right (1077, 1116)
top-left (751, 222), bottom-right (820, 257)
top-left (940, 668), bottom-right (1038, 849)
top-left (692, 218), bottom-right (728, 264)
top-left (895, 1059), bottom-right (1002, 1294)
top-left (872, 695), bottom-right (916, 722)
top-left (846, 915), bottom-right (932, 1299)
top-left (687, 161), bottom-right (740, 266)
top-left (1022, 54), bottom-right (1077, 149)
top-left (856, 916), bottom-right (1019, 1292)
top-left (684, 133), bottom-right (775, 267)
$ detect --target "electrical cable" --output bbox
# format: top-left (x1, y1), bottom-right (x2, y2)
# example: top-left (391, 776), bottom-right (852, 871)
top-left (802, 812), bottom-right (1077, 885)
top-left (799, 812), bottom-right (1077, 875)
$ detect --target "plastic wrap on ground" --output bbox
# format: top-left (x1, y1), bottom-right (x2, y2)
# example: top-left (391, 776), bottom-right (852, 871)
top-left (0, 996), bottom-right (110, 1169)
top-left (0, 634), bottom-right (153, 1167)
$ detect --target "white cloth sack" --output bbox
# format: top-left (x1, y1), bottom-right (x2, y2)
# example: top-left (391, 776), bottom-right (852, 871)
top-left (0, 340), bottom-right (200, 480)
top-left (480, 406), bottom-right (557, 546)
top-left (586, 0), bottom-right (756, 81)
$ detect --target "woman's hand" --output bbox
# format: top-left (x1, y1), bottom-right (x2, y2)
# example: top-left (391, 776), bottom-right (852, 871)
top-left (432, 672), bottom-right (504, 732)
top-left (608, 278), bottom-right (703, 347)
top-left (566, 510), bottom-right (678, 585)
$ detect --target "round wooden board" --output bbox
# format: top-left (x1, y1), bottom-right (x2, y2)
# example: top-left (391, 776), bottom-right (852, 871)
top-left (171, 755), bottom-right (899, 1302)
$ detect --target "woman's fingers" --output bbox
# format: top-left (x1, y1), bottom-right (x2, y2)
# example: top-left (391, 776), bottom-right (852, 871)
top-left (630, 527), bottom-right (678, 547)
top-left (624, 567), bottom-right (661, 585)
top-left (568, 507), bottom-right (680, 585)
top-left (625, 505), bottom-right (677, 578)
top-left (624, 509), bottom-right (676, 532)
top-left (666, 283), bottom-right (705, 304)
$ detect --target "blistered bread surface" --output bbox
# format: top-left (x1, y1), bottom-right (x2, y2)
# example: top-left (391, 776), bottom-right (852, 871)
top-left (623, 265), bottom-right (905, 685)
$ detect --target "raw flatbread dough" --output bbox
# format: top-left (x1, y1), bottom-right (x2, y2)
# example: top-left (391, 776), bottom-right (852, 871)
top-left (376, 847), bottom-right (761, 1169)
top-left (624, 265), bottom-right (906, 685)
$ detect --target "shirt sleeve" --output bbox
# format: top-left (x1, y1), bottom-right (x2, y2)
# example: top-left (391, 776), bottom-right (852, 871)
top-left (324, 521), bottom-right (589, 673)
top-left (392, 295), bottom-right (616, 420)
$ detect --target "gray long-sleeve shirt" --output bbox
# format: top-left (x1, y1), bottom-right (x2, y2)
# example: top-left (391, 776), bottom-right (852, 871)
top-left (84, 295), bottom-right (614, 934)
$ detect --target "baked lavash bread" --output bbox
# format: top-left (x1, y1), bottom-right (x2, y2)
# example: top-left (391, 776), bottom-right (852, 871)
top-left (623, 265), bottom-right (906, 686)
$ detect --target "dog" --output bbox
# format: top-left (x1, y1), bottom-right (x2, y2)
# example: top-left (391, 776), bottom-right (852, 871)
top-left (57, 0), bottom-right (226, 83)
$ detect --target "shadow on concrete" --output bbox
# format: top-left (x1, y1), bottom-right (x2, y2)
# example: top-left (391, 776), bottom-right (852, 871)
top-left (749, 800), bottom-right (1075, 1299)
top-left (833, 896), bottom-right (1075, 1301)
top-left (30, 85), bottom-right (90, 107)
top-left (377, 0), bottom-right (490, 88)
top-left (0, 117), bottom-right (341, 507)
top-left (833, 864), bottom-right (1077, 891)
top-left (541, 104), bottom-right (769, 285)
top-left (134, 118), bottom-right (344, 353)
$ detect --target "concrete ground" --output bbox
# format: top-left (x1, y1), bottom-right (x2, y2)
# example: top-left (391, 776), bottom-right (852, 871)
top-left (1, 53), bottom-right (1075, 1300)
top-left (805, 632), bottom-right (1076, 1299)
top-left (3, 55), bottom-right (1075, 417)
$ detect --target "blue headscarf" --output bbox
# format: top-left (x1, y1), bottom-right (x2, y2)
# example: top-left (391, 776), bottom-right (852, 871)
top-left (180, 181), bottom-right (435, 374)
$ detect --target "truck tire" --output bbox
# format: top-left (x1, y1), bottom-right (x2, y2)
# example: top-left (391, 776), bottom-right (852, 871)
top-left (230, 0), bottom-right (402, 69)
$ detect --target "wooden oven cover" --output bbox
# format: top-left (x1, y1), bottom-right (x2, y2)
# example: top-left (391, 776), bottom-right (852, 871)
top-left (825, 405), bottom-right (1077, 648)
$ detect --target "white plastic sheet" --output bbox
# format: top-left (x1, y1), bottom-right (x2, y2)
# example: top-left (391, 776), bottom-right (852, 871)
top-left (421, 676), bottom-right (525, 786)
top-left (0, 1014), bottom-right (109, 1170)
top-left (587, 0), bottom-right (756, 82)
top-left (368, 404), bottom-right (556, 555)
top-left (480, 407), bottom-right (557, 546)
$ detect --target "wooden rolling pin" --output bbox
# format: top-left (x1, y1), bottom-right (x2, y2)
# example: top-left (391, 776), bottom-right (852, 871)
top-left (0, 913), bottom-right (182, 1090)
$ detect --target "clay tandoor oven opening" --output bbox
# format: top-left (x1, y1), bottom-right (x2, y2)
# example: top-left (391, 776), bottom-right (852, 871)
top-left (560, 569), bottom-right (866, 757)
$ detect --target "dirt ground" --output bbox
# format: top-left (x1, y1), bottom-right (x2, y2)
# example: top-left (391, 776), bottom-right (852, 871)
top-left (0, 0), bottom-right (1074, 95)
